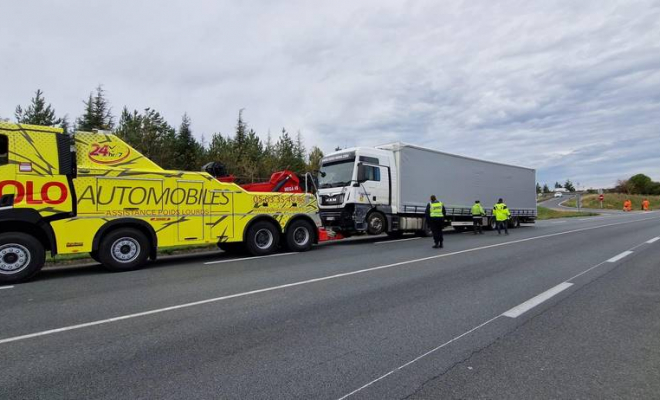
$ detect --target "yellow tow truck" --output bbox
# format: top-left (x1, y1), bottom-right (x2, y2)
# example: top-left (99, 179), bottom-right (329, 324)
top-left (0, 122), bottom-right (320, 284)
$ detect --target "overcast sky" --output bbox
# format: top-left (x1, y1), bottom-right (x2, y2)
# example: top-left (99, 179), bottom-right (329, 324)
top-left (1, 0), bottom-right (659, 188)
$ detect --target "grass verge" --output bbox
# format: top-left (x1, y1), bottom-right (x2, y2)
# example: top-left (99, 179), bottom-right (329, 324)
top-left (537, 206), bottom-right (599, 220)
top-left (563, 193), bottom-right (660, 210)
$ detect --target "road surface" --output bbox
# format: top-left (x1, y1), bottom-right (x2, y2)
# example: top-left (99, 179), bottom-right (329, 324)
top-left (2, 211), bottom-right (659, 399)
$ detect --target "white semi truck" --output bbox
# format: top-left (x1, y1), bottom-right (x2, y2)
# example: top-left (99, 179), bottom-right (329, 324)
top-left (317, 143), bottom-right (536, 236)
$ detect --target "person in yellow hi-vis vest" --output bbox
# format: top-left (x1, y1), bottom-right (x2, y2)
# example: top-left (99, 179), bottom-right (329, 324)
top-left (493, 198), bottom-right (510, 235)
top-left (471, 200), bottom-right (486, 235)
top-left (425, 195), bottom-right (447, 248)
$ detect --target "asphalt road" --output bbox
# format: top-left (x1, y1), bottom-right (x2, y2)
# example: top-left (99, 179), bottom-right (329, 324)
top-left (2, 211), bottom-right (659, 399)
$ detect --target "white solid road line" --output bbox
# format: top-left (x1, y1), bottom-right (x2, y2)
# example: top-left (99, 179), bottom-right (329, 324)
top-left (607, 250), bottom-right (633, 263)
top-left (1, 215), bottom-right (659, 346)
top-left (204, 252), bottom-right (294, 265)
top-left (0, 286), bottom-right (14, 290)
top-left (374, 237), bottom-right (421, 245)
top-left (646, 236), bottom-right (660, 244)
top-left (336, 314), bottom-right (503, 400)
top-left (502, 282), bottom-right (574, 318)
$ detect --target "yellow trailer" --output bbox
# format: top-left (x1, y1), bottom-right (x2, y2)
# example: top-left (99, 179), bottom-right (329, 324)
top-left (0, 122), bottom-right (320, 284)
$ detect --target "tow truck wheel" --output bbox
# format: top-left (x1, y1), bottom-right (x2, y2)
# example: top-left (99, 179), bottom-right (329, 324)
top-left (245, 221), bottom-right (280, 256)
top-left (285, 219), bottom-right (315, 252)
top-left (366, 212), bottom-right (386, 235)
top-left (0, 233), bottom-right (45, 284)
top-left (98, 228), bottom-right (150, 272)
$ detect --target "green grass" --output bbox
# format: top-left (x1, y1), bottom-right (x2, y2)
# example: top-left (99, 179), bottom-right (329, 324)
top-left (536, 206), bottom-right (599, 220)
top-left (563, 193), bottom-right (660, 210)
top-left (536, 194), bottom-right (555, 203)
top-left (46, 244), bottom-right (218, 265)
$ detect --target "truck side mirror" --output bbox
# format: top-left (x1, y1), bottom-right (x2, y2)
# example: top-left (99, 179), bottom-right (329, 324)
top-left (356, 163), bottom-right (368, 183)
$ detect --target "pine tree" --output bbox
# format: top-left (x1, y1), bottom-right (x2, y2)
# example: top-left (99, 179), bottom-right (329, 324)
top-left (15, 89), bottom-right (63, 126)
top-left (564, 179), bottom-right (575, 192)
top-left (554, 181), bottom-right (562, 189)
top-left (77, 85), bottom-right (114, 131)
top-left (308, 146), bottom-right (324, 172)
top-left (536, 182), bottom-right (542, 194)
top-left (175, 113), bottom-right (200, 170)
top-left (115, 107), bottom-right (175, 168)
top-left (542, 184), bottom-right (550, 193)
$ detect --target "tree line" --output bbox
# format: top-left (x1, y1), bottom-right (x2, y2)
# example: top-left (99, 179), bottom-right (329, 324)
top-left (7, 88), bottom-right (326, 182)
top-left (614, 174), bottom-right (660, 195)
top-left (536, 179), bottom-right (576, 194)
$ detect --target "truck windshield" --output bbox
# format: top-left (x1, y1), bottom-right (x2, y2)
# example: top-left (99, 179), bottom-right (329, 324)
top-left (319, 161), bottom-right (355, 188)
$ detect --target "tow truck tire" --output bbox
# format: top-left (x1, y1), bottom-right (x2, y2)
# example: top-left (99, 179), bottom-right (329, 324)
top-left (98, 228), bottom-right (150, 272)
top-left (366, 212), bottom-right (386, 235)
top-left (0, 232), bottom-right (45, 284)
top-left (245, 221), bottom-right (280, 256)
top-left (284, 219), bottom-right (315, 252)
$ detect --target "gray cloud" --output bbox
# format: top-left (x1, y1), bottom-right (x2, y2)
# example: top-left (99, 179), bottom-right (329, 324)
top-left (1, 0), bottom-right (659, 187)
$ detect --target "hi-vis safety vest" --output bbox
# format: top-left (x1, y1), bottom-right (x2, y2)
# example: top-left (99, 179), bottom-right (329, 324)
top-left (430, 201), bottom-right (444, 218)
top-left (493, 203), bottom-right (510, 221)
top-left (471, 203), bottom-right (485, 216)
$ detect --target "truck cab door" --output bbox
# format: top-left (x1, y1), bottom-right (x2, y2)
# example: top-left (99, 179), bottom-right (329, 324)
top-left (358, 164), bottom-right (389, 206)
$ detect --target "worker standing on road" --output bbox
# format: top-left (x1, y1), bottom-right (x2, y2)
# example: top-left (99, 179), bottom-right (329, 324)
top-left (493, 198), bottom-right (510, 235)
top-left (471, 200), bottom-right (486, 235)
top-left (623, 199), bottom-right (632, 212)
top-left (425, 195), bottom-right (446, 248)
top-left (642, 199), bottom-right (650, 211)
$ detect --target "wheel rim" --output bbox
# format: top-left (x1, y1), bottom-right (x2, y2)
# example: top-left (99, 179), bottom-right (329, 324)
top-left (0, 244), bottom-right (31, 275)
top-left (255, 228), bottom-right (274, 250)
top-left (111, 237), bottom-right (140, 263)
top-left (370, 216), bottom-right (383, 232)
top-left (293, 226), bottom-right (310, 246)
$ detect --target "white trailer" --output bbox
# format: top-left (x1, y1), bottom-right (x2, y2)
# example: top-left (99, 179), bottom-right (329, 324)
top-left (317, 143), bottom-right (536, 236)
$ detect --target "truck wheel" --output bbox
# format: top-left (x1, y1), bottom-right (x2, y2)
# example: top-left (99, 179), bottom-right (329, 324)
top-left (366, 212), bottom-right (386, 235)
top-left (0, 233), bottom-right (46, 284)
top-left (98, 228), bottom-right (150, 272)
top-left (285, 219), bottom-right (315, 252)
top-left (245, 221), bottom-right (280, 256)
top-left (488, 218), bottom-right (497, 231)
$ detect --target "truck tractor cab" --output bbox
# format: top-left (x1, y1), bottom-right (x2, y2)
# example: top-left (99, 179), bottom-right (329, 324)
top-left (317, 148), bottom-right (394, 236)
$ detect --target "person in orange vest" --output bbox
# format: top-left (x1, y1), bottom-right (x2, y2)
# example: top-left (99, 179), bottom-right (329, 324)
top-left (623, 199), bottom-right (632, 212)
top-left (642, 199), bottom-right (650, 211)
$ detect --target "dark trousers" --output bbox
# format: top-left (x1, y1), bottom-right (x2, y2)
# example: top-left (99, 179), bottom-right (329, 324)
top-left (496, 220), bottom-right (508, 234)
top-left (429, 218), bottom-right (444, 246)
top-left (472, 217), bottom-right (483, 234)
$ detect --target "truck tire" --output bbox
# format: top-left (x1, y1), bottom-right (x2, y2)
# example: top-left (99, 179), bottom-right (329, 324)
top-left (98, 228), bottom-right (150, 272)
top-left (90, 250), bottom-right (100, 263)
top-left (0, 232), bottom-right (46, 284)
top-left (284, 219), bottom-right (315, 252)
top-left (245, 220), bottom-right (280, 256)
top-left (488, 217), bottom-right (497, 231)
top-left (366, 212), bottom-right (386, 235)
